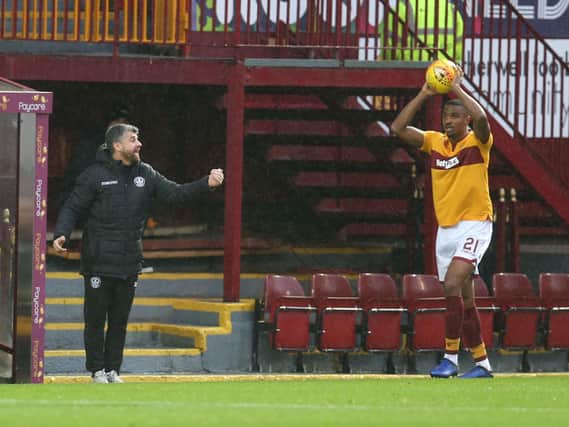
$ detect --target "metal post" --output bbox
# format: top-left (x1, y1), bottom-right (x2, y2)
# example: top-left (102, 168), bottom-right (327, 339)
top-left (13, 113), bottom-right (36, 383)
top-left (509, 188), bottom-right (520, 273)
top-left (223, 62), bottom-right (245, 302)
top-left (495, 188), bottom-right (507, 273)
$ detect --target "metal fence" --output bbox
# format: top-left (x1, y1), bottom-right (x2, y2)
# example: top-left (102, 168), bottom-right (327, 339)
top-left (1, 1), bottom-right (567, 178)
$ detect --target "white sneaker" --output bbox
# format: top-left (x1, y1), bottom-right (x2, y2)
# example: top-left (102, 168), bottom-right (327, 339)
top-left (106, 370), bottom-right (124, 383)
top-left (92, 369), bottom-right (108, 384)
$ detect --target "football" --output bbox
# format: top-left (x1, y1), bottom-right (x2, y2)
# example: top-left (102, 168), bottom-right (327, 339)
top-left (425, 59), bottom-right (457, 94)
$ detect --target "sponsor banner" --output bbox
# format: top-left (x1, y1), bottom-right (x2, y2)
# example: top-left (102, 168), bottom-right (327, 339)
top-left (464, 38), bottom-right (569, 138)
top-left (0, 92), bottom-right (53, 114)
top-left (460, 0), bottom-right (569, 38)
top-left (31, 113), bottom-right (49, 383)
top-left (195, 0), bottom-right (568, 37)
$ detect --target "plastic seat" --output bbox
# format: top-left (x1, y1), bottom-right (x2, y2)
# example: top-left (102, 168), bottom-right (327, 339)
top-left (261, 274), bottom-right (315, 351)
top-left (469, 276), bottom-right (498, 349)
top-left (402, 274), bottom-right (445, 351)
top-left (492, 273), bottom-right (542, 350)
top-left (539, 273), bottom-right (569, 350)
top-left (311, 273), bottom-right (361, 352)
top-left (357, 273), bottom-right (405, 352)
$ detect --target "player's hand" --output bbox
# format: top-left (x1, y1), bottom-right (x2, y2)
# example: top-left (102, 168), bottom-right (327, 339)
top-left (53, 236), bottom-right (67, 253)
top-left (450, 64), bottom-right (464, 91)
top-left (421, 82), bottom-right (438, 96)
top-left (208, 168), bottom-right (224, 187)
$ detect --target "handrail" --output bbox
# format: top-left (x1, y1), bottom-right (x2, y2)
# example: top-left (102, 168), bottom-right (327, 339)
top-left (463, 1), bottom-right (568, 137)
top-left (455, 0), bottom-right (568, 186)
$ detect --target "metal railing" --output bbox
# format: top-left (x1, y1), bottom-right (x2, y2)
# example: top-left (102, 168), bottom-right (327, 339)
top-left (0, 1), bottom-right (462, 59)
top-left (457, 0), bottom-right (568, 185)
top-left (1, 1), bottom-right (567, 179)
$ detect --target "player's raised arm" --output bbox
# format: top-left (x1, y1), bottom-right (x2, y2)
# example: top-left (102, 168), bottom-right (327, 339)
top-left (391, 83), bottom-right (437, 149)
top-left (450, 67), bottom-right (491, 143)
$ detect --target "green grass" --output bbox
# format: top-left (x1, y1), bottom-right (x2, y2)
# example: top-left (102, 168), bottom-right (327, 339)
top-left (1, 376), bottom-right (569, 426)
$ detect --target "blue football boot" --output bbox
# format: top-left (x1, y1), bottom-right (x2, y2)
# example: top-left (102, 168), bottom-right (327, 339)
top-left (429, 358), bottom-right (458, 378)
top-left (459, 366), bottom-right (494, 379)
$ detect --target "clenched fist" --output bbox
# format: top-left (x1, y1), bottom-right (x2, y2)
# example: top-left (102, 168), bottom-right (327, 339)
top-left (208, 168), bottom-right (224, 187)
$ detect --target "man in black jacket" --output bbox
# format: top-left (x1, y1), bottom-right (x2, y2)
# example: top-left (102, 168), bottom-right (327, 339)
top-left (52, 123), bottom-right (224, 383)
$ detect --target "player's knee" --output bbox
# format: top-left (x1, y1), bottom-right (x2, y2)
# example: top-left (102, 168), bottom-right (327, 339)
top-left (463, 297), bottom-right (475, 309)
top-left (443, 278), bottom-right (462, 296)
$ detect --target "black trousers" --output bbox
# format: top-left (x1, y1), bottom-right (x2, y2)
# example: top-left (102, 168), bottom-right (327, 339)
top-left (83, 275), bottom-right (136, 374)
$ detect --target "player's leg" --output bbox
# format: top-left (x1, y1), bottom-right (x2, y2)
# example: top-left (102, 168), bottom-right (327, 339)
top-left (442, 258), bottom-right (474, 363)
top-left (104, 277), bottom-right (136, 381)
top-left (460, 277), bottom-right (493, 378)
top-left (83, 275), bottom-right (111, 382)
top-left (430, 225), bottom-right (470, 377)
top-left (454, 220), bottom-right (493, 378)
top-left (431, 258), bottom-right (475, 378)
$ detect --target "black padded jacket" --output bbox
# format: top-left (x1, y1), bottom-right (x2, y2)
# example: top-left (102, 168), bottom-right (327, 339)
top-left (53, 148), bottom-right (210, 279)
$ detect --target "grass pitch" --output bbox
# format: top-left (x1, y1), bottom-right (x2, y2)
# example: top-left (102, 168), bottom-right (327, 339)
top-left (1, 375), bottom-right (568, 426)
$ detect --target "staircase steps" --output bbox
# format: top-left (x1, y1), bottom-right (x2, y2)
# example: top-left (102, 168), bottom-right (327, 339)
top-left (338, 223), bottom-right (410, 240)
top-left (266, 145), bottom-right (377, 163)
top-left (314, 198), bottom-right (408, 218)
top-left (293, 171), bottom-right (401, 190)
top-left (488, 150), bottom-right (568, 237)
top-left (241, 88), bottom-right (417, 245)
top-left (44, 295), bottom-right (255, 375)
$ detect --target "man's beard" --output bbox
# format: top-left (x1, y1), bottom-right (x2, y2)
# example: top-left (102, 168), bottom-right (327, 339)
top-left (124, 152), bottom-right (140, 164)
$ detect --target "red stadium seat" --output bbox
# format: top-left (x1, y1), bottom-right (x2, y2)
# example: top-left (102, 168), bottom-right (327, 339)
top-left (311, 273), bottom-right (361, 352)
top-left (357, 273), bottom-right (405, 352)
top-left (539, 273), bottom-right (569, 350)
top-left (402, 274), bottom-right (445, 351)
top-left (261, 274), bottom-right (315, 351)
top-left (470, 276), bottom-right (498, 349)
top-left (492, 273), bottom-right (542, 350)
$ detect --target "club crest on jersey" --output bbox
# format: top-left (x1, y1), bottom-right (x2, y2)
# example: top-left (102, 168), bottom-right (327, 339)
top-left (90, 276), bottom-right (102, 289)
top-left (436, 156), bottom-right (459, 169)
top-left (133, 176), bottom-right (145, 187)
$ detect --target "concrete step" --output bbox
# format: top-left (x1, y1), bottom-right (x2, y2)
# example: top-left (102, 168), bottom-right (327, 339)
top-left (46, 297), bottom-right (222, 326)
top-left (43, 298), bottom-right (257, 375)
top-left (46, 322), bottom-right (202, 350)
top-left (46, 348), bottom-right (204, 374)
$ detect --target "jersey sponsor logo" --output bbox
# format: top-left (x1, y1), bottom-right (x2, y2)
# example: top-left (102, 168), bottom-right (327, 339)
top-left (435, 156), bottom-right (459, 169)
top-left (101, 180), bottom-right (118, 186)
top-left (431, 146), bottom-right (485, 170)
top-left (90, 276), bottom-right (102, 289)
top-left (133, 176), bottom-right (145, 187)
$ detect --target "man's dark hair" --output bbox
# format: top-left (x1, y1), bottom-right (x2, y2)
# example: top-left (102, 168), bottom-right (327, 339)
top-left (104, 124), bottom-right (139, 152)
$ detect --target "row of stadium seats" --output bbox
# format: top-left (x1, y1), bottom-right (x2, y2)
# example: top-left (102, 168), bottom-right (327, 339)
top-left (255, 272), bottom-right (569, 355)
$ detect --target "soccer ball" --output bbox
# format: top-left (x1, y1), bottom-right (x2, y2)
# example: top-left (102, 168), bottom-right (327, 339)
top-left (425, 59), bottom-right (457, 94)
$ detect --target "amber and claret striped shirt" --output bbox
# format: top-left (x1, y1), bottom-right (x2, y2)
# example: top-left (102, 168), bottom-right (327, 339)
top-left (421, 130), bottom-right (494, 227)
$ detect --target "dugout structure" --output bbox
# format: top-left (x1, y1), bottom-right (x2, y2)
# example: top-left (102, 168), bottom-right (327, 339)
top-left (0, 77), bottom-right (51, 383)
